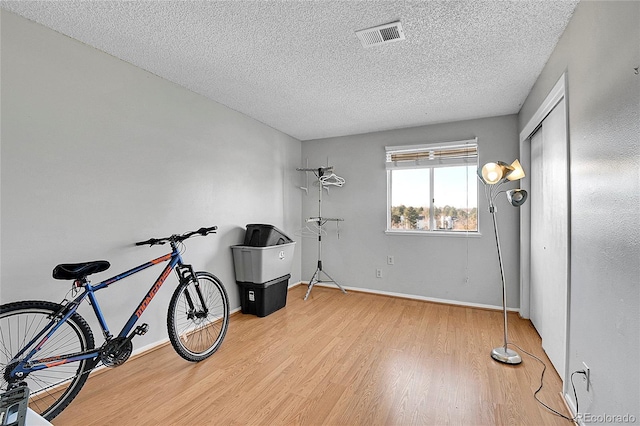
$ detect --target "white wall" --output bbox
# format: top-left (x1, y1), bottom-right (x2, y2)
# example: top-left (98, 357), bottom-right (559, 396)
top-left (0, 10), bottom-right (302, 349)
top-left (301, 115), bottom-right (522, 309)
top-left (519, 1), bottom-right (639, 419)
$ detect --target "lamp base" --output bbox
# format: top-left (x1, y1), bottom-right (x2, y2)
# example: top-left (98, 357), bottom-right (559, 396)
top-left (491, 347), bottom-right (522, 364)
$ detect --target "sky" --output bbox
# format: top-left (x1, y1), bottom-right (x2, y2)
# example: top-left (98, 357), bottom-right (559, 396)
top-left (391, 166), bottom-right (478, 209)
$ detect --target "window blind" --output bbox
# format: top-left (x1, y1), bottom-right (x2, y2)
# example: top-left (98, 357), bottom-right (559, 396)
top-left (385, 138), bottom-right (478, 169)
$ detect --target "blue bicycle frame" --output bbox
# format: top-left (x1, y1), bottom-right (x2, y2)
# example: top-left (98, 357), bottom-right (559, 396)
top-left (10, 245), bottom-right (186, 377)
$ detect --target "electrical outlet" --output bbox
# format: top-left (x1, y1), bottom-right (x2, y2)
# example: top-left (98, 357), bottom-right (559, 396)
top-left (387, 256), bottom-right (394, 265)
top-left (583, 362), bottom-right (590, 391)
top-left (376, 269), bottom-right (382, 278)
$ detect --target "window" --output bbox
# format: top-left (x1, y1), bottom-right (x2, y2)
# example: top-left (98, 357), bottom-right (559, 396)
top-left (386, 139), bottom-right (478, 233)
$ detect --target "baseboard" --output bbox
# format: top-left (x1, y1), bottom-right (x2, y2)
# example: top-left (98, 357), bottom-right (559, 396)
top-left (128, 305), bottom-right (243, 358)
top-left (88, 305), bottom-right (243, 378)
top-left (288, 281), bottom-right (304, 289)
top-left (292, 281), bottom-right (518, 313)
top-left (563, 391), bottom-right (582, 425)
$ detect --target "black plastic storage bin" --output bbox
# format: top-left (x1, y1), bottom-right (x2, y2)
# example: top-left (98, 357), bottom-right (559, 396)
top-left (244, 224), bottom-right (293, 247)
top-left (237, 274), bottom-right (290, 317)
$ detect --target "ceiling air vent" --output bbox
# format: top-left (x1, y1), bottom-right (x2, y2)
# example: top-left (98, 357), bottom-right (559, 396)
top-left (355, 21), bottom-right (405, 48)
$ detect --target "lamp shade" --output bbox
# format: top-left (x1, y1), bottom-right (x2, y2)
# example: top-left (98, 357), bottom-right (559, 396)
top-left (506, 159), bottom-right (525, 181)
top-left (481, 161), bottom-right (512, 184)
top-left (506, 189), bottom-right (528, 206)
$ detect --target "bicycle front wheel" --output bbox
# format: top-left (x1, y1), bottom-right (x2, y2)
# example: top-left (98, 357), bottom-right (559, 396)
top-left (0, 301), bottom-right (95, 421)
top-left (167, 272), bottom-right (230, 362)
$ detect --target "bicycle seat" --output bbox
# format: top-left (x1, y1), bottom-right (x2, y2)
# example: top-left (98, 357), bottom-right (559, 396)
top-left (53, 260), bottom-right (111, 280)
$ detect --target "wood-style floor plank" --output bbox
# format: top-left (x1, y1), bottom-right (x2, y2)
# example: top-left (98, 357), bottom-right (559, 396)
top-left (53, 285), bottom-right (570, 425)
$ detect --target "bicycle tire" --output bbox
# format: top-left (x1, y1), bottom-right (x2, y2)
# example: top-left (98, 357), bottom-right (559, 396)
top-left (0, 300), bottom-right (95, 421)
top-left (167, 272), bottom-right (229, 362)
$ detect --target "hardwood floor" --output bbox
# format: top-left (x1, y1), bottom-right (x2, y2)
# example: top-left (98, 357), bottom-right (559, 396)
top-left (53, 285), bottom-right (571, 425)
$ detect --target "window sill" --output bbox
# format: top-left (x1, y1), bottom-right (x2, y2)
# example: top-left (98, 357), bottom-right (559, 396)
top-left (385, 230), bottom-right (482, 237)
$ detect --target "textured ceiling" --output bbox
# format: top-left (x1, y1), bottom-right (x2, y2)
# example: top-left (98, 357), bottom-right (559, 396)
top-left (1, 1), bottom-right (579, 141)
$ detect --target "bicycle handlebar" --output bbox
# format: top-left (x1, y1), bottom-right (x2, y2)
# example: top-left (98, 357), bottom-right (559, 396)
top-left (135, 226), bottom-right (218, 247)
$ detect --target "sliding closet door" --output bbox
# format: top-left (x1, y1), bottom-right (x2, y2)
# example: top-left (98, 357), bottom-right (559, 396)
top-left (529, 98), bottom-right (568, 380)
top-left (530, 128), bottom-right (545, 339)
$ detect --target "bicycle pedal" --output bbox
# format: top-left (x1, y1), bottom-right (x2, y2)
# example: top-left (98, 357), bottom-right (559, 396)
top-left (135, 323), bottom-right (149, 335)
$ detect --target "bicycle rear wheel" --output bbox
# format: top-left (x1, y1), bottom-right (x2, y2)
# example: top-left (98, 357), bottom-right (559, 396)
top-left (167, 272), bottom-right (229, 362)
top-left (0, 301), bottom-right (95, 421)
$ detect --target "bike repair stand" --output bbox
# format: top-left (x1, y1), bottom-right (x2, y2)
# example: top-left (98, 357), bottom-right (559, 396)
top-left (296, 166), bottom-right (346, 301)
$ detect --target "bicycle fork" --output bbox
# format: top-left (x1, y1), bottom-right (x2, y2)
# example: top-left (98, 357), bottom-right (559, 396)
top-left (176, 265), bottom-right (208, 319)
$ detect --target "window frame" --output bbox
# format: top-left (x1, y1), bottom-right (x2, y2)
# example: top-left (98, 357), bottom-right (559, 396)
top-left (385, 139), bottom-right (480, 236)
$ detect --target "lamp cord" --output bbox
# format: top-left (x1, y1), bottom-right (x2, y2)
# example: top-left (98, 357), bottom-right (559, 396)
top-left (508, 342), bottom-right (583, 423)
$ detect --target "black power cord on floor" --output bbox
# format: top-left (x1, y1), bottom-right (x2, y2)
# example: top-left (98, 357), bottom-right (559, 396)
top-left (509, 342), bottom-right (585, 423)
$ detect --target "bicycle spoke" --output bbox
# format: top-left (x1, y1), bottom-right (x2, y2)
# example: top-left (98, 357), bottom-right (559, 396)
top-left (167, 272), bottom-right (229, 361)
top-left (0, 302), bottom-right (94, 421)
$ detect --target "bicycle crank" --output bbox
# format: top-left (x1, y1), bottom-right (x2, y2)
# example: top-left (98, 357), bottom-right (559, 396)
top-left (100, 323), bottom-right (148, 367)
top-left (100, 338), bottom-right (132, 367)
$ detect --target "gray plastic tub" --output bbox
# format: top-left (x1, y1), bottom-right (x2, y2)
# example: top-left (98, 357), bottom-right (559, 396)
top-left (231, 242), bottom-right (296, 284)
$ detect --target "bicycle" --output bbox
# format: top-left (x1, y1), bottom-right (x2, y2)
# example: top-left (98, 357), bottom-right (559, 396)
top-left (0, 226), bottom-right (230, 421)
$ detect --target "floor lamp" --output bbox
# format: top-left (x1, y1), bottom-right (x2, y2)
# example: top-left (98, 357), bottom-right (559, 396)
top-left (478, 159), bottom-right (528, 365)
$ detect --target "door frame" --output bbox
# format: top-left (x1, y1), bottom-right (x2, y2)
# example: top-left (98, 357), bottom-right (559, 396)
top-left (519, 73), bottom-right (571, 386)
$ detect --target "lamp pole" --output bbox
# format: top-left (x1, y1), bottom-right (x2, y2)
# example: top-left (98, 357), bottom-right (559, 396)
top-left (488, 201), bottom-right (521, 364)
top-left (479, 160), bottom-right (527, 364)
